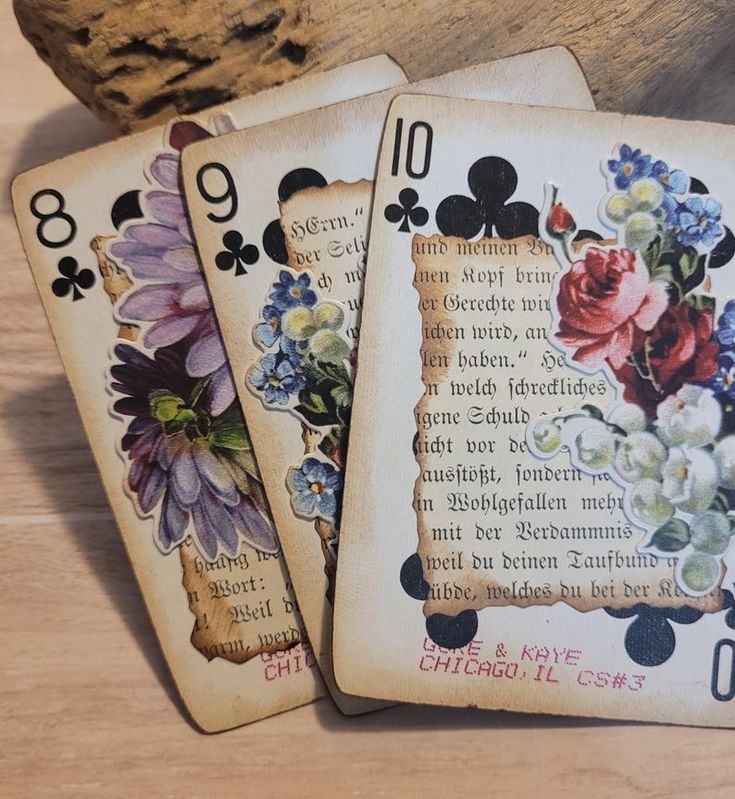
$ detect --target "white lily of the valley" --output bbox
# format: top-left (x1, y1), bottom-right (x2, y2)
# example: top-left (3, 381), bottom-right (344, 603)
top-left (713, 435), bottom-right (735, 489)
top-left (605, 402), bottom-right (647, 434)
top-left (655, 384), bottom-right (722, 447)
top-left (613, 431), bottom-right (668, 482)
top-left (531, 417), bottom-right (563, 455)
top-left (628, 478), bottom-right (675, 526)
top-left (661, 446), bottom-right (719, 514)
top-left (690, 510), bottom-right (733, 556)
top-left (575, 423), bottom-right (616, 470)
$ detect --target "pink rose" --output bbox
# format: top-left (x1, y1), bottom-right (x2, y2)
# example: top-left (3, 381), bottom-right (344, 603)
top-left (556, 247), bottom-right (669, 369)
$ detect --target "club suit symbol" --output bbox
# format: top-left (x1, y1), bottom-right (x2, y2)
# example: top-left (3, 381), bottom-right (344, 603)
top-left (604, 603), bottom-right (704, 667)
top-left (262, 168), bottom-right (327, 264)
top-left (215, 230), bottom-right (259, 276)
top-left (384, 188), bottom-right (428, 233)
top-left (436, 156), bottom-right (539, 240)
top-left (51, 256), bottom-right (95, 301)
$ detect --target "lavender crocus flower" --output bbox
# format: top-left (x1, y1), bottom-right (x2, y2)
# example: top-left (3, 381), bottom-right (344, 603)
top-left (111, 340), bottom-right (278, 560)
top-left (110, 150), bottom-right (234, 415)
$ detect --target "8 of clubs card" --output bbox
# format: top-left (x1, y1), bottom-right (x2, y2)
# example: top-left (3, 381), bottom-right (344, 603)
top-left (11, 56), bottom-right (407, 731)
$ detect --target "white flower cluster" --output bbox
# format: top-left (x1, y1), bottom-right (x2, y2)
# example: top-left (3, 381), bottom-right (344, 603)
top-left (531, 384), bottom-right (734, 595)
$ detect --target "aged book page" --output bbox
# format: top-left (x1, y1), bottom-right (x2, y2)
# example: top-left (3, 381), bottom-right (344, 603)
top-left (411, 233), bottom-right (721, 616)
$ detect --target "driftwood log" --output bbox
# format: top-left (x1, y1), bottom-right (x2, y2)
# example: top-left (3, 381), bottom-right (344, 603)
top-left (13, 0), bottom-right (735, 134)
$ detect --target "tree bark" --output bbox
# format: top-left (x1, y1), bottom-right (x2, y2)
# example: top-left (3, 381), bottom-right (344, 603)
top-left (13, 1), bottom-right (735, 134)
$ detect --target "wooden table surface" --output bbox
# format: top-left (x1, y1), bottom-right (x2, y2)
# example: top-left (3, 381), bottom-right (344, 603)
top-left (1, 3), bottom-right (733, 797)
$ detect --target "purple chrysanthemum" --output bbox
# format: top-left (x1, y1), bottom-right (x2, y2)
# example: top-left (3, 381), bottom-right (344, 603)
top-left (110, 151), bottom-right (235, 415)
top-left (111, 340), bottom-right (278, 560)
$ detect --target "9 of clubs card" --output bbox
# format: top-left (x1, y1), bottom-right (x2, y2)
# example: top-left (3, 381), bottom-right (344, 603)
top-left (335, 95), bottom-right (735, 727)
top-left (181, 47), bottom-right (595, 713)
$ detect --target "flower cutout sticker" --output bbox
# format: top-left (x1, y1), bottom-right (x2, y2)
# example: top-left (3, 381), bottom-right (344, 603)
top-left (435, 156), bottom-right (539, 240)
top-left (51, 255), bottom-right (95, 301)
top-left (607, 145), bottom-right (654, 190)
top-left (384, 188), bottom-right (429, 233)
top-left (248, 352), bottom-right (306, 405)
top-left (245, 264), bottom-right (354, 599)
top-left (676, 197), bottom-right (723, 248)
top-left (526, 142), bottom-right (735, 604)
top-left (111, 340), bottom-right (278, 560)
top-left (286, 456), bottom-right (343, 523)
top-left (215, 230), bottom-right (259, 276)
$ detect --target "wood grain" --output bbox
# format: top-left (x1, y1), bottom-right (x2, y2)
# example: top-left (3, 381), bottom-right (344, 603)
top-left (1, 2), bottom-right (733, 796)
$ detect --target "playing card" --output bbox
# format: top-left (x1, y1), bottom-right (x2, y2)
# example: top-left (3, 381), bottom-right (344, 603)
top-left (335, 94), bottom-right (735, 727)
top-left (11, 55), bottom-right (407, 732)
top-left (181, 46), bottom-right (595, 713)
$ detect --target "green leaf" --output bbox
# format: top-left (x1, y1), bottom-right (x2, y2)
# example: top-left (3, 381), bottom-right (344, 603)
top-left (336, 402), bottom-right (352, 428)
top-left (580, 404), bottom-right (604, 421)
top-left (330, 382), bottom-right (351, 409)
top-left (189, 374), bottom-right (213, 408)
top-left (294, 388), bottom-right (338, 428)
top-left (652, 243), bottom-right (705, 297)
top-left (228, 448), bottom-right (261, 483)
top-left (210, 423), bottom-right (252, 451)
top-left (210, 404), bottom-right (253, 451)
top-left (300, 390), bottom-right (328, 415)
top-left (303, 357), bottom-right (351, 392)
top-left (302, 359), bottom-right (336, 390)
top-left (649, 518), bottom-right (691, 553)
top-left (319, 359), bottom-right (351, 386)
top-left (680, 250), bottom-right (706, 295)
top-left (687, 293), bottom-right (716, 314)
top-left (318, 425), bottom-right (346, 461)
top-left (642, 235), bottom-right (662, 273)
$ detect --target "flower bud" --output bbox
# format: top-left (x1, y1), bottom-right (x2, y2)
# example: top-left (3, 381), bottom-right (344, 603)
top-left (613, 431), bottom-right (667, 482)
top-left (629, 479), bottom-right (674, 526)
top-left (605, 402), bottom-right (647, 434)
top-left (575, 424), bottom-right (616, 469)
top-left (661, 447), bottom-right (718, 514)
top-left (313, 302), bottom-right (344, 331)
top-left (690, 511), bottom-right (733, 556)
top-left (149, 389), bottom-right (184, 422)
top-left (628, 178), bottom-right (664, 212)
top-left (625, 211), bottom-right (658, 250)
top-left (656, 385), bottom-right (722, 448)
top-left (282, 306), bottom-right (317, 341)
top-left (605, 193), bottom-right (632, 223)
top-left (531, 418), bottom-right (562, 455)
top-left (680, 551), bottom-right (721, 594)
top-left (309, 329), bottom-right (351, 364)
top-left (545, 203), bottom-right (576, 239)
top-left (714, 435), bottom-right (735, 489)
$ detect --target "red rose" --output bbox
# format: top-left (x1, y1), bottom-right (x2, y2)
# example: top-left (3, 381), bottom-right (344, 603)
top-left (556, 247), bottom-right (669, 369)
top-left (611, 303), bottom-right (719, 417)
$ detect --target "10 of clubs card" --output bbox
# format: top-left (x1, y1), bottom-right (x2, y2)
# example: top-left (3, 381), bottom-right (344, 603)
top-left (335, 95), bottom-right (735, 726)
top-left (181, 47), bottom-right (595, 713)
top-left (11, 55), bottom-right (407, 732)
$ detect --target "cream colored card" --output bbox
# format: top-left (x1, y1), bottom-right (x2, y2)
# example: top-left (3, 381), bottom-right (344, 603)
top-left (335, 94), bottom-right (735, 727)
top-left (11, 56), bottom-right (406, 732)
top-left (181, 46), bottom-right (595, 713)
